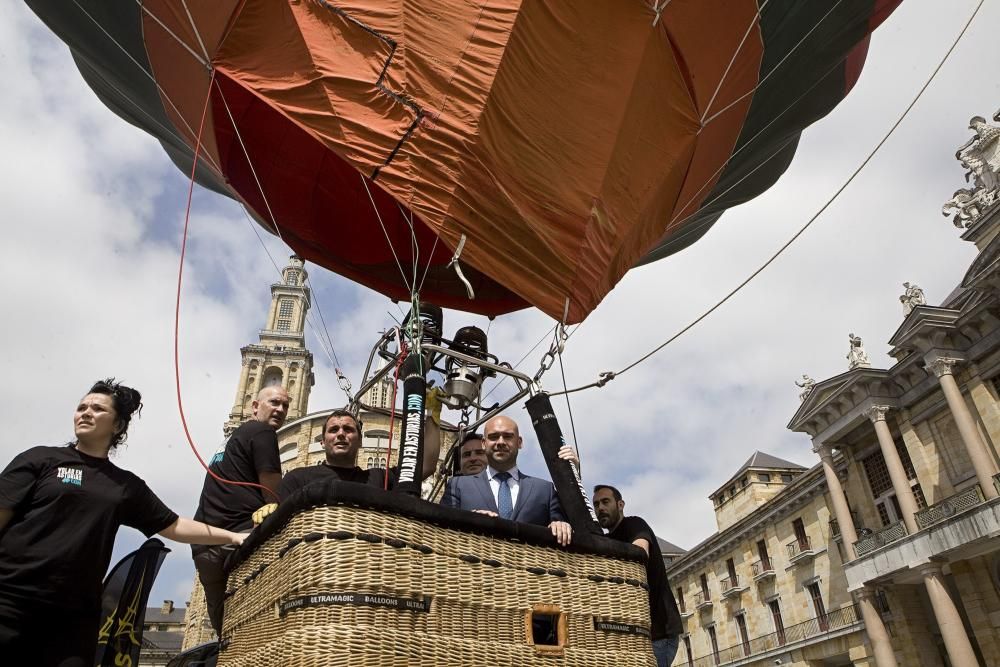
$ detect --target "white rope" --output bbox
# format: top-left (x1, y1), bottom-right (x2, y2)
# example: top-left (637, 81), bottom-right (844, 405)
top-left (130, 0), bottom-right (209, 69)
top-left (360, 174), bottom-right (414, 294)
top-left (67, 0), bottom-right (224, 176)
top-left (583, 0), bottom-right (986, 383)
top-left (702, 0), bottom-right (845, 128)
top-left (699, 0), bottom-right (772, 125)
top-left (179, 0), bottom-right (212, 65)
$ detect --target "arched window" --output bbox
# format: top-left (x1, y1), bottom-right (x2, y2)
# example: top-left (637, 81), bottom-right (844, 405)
top-left (379, 457), bottom-right (387, 468)
top-left (366, 456), bottom-right (374, 469)
top-left (262, 366), bottom-right (283, 387)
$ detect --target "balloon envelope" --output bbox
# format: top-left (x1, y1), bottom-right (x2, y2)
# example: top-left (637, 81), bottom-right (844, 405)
top-left (27, 0), bottom-right (901, 322)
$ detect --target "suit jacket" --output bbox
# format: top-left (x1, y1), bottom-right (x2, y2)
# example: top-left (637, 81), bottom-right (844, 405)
top-left (441, 469), bottom-right (566, 526)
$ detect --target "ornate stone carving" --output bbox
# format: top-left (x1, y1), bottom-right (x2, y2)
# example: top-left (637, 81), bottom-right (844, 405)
top-left (812, 441), bottom-right (834, 460)
top-left (847, 333), bottom-right (871, 370)
top-left (899, 282), bottom-right (926, 314)
top-left (865, 405), bottom-right (890, 423)
top-left (944, 115), bottom-right (1000, 228)
top-left (925, 357), bottom-right (961, 378)
top-left (795, 374), bottom-right (816, 402)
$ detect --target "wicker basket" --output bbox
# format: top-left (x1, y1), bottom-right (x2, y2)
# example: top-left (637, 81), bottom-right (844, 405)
top-left (220, 482), bottom-right (654, 667)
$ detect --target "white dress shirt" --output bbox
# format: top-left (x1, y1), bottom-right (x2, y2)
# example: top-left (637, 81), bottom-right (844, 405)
top-left (486, 465), bottom-right (521, 510)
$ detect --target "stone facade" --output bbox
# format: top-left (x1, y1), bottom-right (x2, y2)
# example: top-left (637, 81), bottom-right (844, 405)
top-left (674, 116), bottom-right (1000, 666)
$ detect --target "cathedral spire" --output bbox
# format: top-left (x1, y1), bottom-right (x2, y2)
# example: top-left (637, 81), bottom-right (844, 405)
top-left (224, 256), bottom-right (315, 435)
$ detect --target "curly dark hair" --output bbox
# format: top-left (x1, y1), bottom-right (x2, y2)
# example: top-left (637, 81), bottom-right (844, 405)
top-left (87, 378), bottom-right (143, 449)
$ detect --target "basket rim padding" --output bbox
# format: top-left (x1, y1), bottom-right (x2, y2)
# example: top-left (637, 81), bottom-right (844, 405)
top-left (227, 480), bottom-right (646, 572)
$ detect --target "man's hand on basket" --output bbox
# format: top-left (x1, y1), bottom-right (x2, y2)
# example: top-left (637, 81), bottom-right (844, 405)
top-left (549, 521), bottom-right (572, 547)
top-left (252, 503), bottom-right (278, 526)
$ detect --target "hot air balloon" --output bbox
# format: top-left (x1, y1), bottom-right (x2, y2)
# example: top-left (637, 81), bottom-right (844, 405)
top-left (27, 0), bottom-right (900, 323)
top-left (24, 3), bottom-right (908, 666)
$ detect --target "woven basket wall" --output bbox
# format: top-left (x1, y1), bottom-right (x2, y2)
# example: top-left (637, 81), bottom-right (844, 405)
top-left (220, 504), bottom-right (655, 667)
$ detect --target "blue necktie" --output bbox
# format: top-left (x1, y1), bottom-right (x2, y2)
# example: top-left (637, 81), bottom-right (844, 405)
top-left (495, 471), bottom-right (513, 519)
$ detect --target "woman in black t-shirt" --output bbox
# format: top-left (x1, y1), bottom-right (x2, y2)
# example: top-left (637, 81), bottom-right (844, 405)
top-left (0, 378), bottom-right (248, 667)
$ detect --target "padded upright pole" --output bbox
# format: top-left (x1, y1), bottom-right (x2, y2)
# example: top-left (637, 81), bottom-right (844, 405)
top-left (526, 393), bottom-right (603, 536)
top-left (394, 353), bottom-right (427, 496)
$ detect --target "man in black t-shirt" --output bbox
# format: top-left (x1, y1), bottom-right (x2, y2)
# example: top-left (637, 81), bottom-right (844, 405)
top-left (192, 385), bottom-right (289, 636)
top-left (278, 408), bottom-right (440, 501)
top-left (593, 484), bottom-right (682, 667)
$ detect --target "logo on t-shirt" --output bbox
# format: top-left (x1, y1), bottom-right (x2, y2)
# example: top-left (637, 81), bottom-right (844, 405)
top-left (57, 466), bottom-right (83, 486)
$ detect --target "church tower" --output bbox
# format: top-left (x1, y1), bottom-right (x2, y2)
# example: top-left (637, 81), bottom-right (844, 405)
top-left (224, 256), bottom-right (315, 435)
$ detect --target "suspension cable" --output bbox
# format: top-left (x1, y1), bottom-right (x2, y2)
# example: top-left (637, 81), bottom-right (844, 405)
top-left (551, 0), bottom-right (984, 395)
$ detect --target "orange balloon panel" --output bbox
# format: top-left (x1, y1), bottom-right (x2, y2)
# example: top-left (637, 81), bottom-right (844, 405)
top-left (30, 0), bottom-right (903, 322)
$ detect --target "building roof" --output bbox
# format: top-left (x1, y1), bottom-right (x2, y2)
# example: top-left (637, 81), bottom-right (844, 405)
top-left (711, 450), bottom-right (807, 499)
top-left (142, 630), bottom-right (184, 652)
top-left (144, 606), bottom-right (186, 625)
top-left (657, 537), bottom-right (686, 555)
top-left (736, 450), bottom-right (806, 473)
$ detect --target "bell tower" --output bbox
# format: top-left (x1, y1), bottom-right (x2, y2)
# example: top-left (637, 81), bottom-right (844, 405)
top-left (224, 256), bottom-right (315, 435)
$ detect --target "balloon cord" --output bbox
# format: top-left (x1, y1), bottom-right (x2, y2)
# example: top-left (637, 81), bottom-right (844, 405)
top-left (175, 72), bottom-right (278, 503)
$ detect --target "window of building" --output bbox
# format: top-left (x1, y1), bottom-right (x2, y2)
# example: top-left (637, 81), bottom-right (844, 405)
top-left (285, 269), bottom-right (299, 285)
top-left (807, 582), bottom-right (828, 630)
top-left (792, 518), bottom-right (808, 549)
top-left (756, 539), bottom-right (771, 571)
top-left (781, 473), bottom-right (794, 483)
top-left (729, 484), bottom-right (736, 497)
top-left (769, 600), bottom-right (786, 645)
top-left (379, 457), bottom-right (386, 467)
top-left (366, 456), bottom-right (374, 469)
top-left (736, 613), bottom-right (750, 657)
top-left (278, 299), bottom-right (294, 318)
top-left (676, 587), bottom-right (685, 614)
top-left (276, 319), bottom-right (291, 331)
top-left (740, 476), bottom-right (749, 487)
top-left (707, 626), bottom-right (720, 665)
top-left (699, 573), bottom-right (710, 599)
top-left (758, 472), bottom-right (771, 483)
top-left (726, 558), bottom-right (737, 583)
top-left (683, 636), bottom-right (693, 665)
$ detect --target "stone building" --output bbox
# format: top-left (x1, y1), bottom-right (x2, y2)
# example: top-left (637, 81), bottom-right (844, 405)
top-left (182, 256), bottom-right (453, 650)
top-left (672, 113), bottom-right (1000, 667)
top-left (139, 599), bottom-right (186, 665)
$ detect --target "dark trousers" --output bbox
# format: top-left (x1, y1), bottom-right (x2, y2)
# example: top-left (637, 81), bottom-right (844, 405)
top-left (0, 595), bottom-right (99, 666)
top-left (193, 544), bottom-right (237, 637)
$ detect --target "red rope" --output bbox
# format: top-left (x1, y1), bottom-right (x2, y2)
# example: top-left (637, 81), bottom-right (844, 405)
top-left (174, 71), bottom-right (277, 502)
top-left (383, 342), bottom-right (408, 490)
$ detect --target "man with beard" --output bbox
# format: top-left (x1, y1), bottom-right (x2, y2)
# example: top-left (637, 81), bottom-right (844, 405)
top-left (441, 415), bottom-right (572, 546)
top-left (192, 385), bottom-right (289, 637)
top-left (277, 408), bottom-right (442, 499)
top-left (593, 485), bottom-right (681, 667)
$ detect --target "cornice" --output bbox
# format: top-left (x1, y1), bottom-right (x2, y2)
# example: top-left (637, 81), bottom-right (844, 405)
top-left (667, 463), bottom-right (829, 579)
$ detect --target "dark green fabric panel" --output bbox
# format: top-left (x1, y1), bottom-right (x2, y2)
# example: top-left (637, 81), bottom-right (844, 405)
top-left (638, 0), bottom-right (881, 265)
top-left (25, 0), bottom-right (229, 195)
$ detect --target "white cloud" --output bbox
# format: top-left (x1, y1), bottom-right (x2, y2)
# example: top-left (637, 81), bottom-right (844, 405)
top-left (3, 0), bottom-right (998, 610)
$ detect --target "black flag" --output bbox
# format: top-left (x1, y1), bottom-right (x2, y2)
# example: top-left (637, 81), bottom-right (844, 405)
top-left (94, 538), bottom-right (170, 667)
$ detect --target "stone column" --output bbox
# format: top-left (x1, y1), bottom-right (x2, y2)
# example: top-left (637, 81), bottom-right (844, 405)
top-left (856, 588), bottom-right (898, 667)
top-left (815, 442), bottom-right (859, 558)
top-left (927, 358), bottom-right (999, 500)
top-left (866, 406), bottom-right (920, 534)
top-left (919, 562), bottom-right (979, 667)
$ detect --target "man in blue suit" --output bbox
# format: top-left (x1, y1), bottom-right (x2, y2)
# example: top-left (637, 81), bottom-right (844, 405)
top-left (441, 415), bottom-right (572, 546)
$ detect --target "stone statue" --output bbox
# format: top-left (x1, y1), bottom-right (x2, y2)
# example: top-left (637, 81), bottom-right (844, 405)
top-left (899, 282), bottom-right (926, 315)
top-left (942, 187), bottom-right (985, 228)
top-left (795, 374), bottom-right (816, 402)
top-left (847, 333), bottom-right (871, 370)
top-left (946, 115), bottom-right (1000, 227)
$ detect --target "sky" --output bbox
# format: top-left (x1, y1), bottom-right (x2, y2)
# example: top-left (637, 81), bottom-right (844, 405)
top-left (3, 0), bottom-right (1000, 610)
